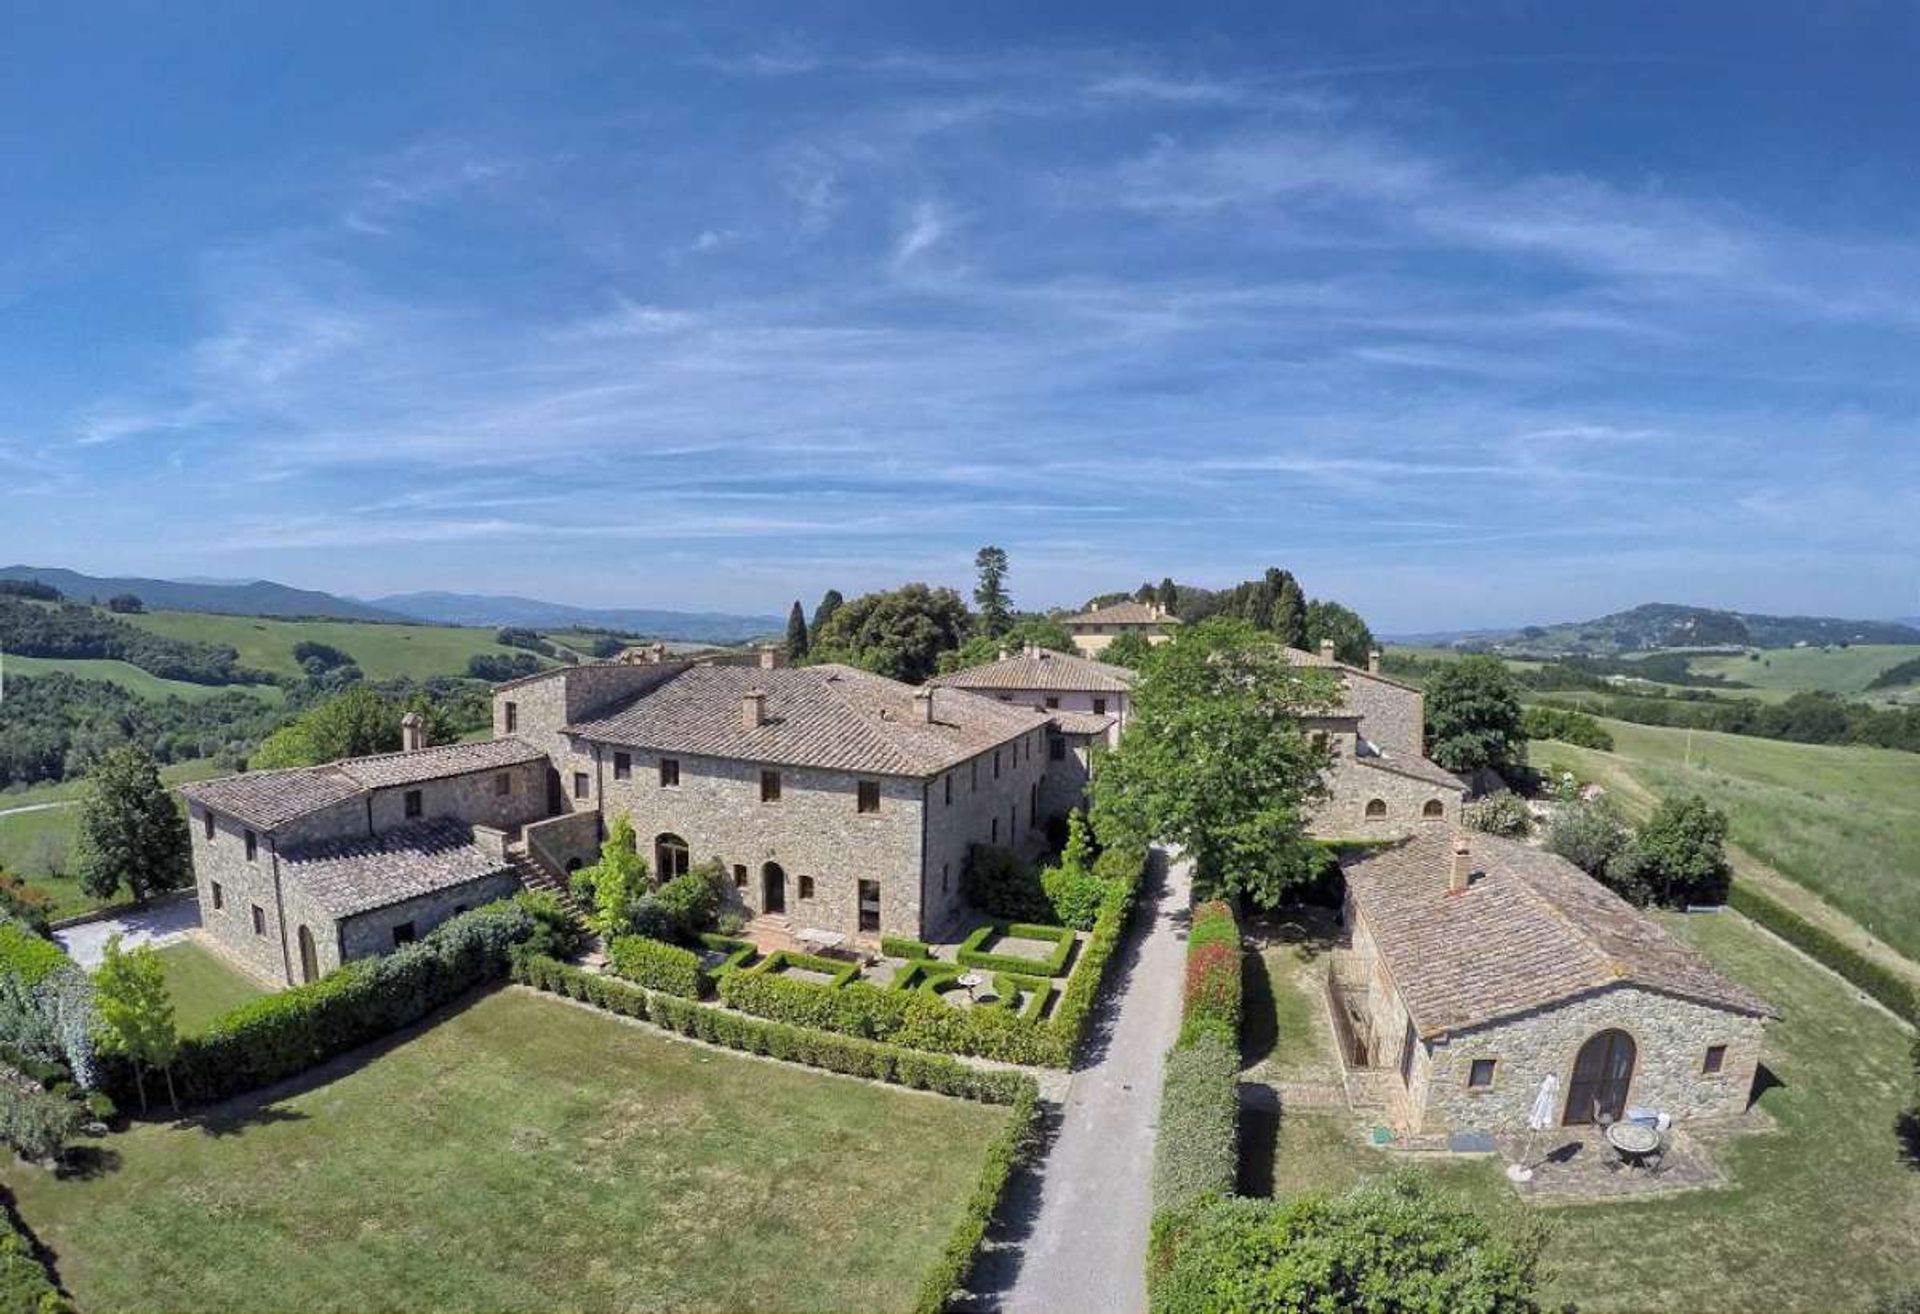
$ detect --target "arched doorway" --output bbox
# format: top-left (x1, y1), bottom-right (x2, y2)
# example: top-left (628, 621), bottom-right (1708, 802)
top-left (762, 862), bottom-right (787, 914)
top-left (297, 925), bottom-right (319, 984)
top-left (1564, 1029), bottom-right (1636, 1125)
top-left (655, 833), bottom-right (690, 881)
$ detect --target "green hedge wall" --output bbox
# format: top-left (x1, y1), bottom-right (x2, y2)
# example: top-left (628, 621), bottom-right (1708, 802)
top-left (1728, 882), bottom-right (1920, 1023)
top-left (882, 935), bottom-right (934, 960)
top-left (1151, 1034), bottom-right (1241, 1214)
top-left (696, 932), bottom-right (757, 974)
top-left (748, 949), bottom-right (861, 987)
top-left (956, 921), bottom-right (1076, 977)
top-left (607, 935), bottom-right (705, 998)
top-left (912, 1082), bottom-right (1041, 1314)
top-left (0, 1207), bottom-right (70, 1314)
top-left (1178, 902), bottom-right (1242, 1047)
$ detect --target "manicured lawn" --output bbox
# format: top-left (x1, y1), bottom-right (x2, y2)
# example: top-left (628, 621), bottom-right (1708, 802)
top-left (124, 610), bottom-right (550, 682)
top-left (151, 940), bottom-right (265, 1034)
top-left (1244, 909), bottom-right (1920, 1312)
top-left (1530, 718), bottom-right (1920, 962)
top-left (11, 987), bottom-right (1012, 1313)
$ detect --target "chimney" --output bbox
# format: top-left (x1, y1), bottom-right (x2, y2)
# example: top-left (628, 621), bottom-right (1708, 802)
top-left (997, 646), bottom-right (1009, 661)
top-left (912, 688), bottom-right (935, 724)
top-left (400, 711), bottom-right (425, 753)
top-left (1319, 638), bottom-right (1336, 663)
top-left (758, 646), bottom-right (778, 670)
top-left (1448, 834), bottom-right (1472, 897)
top-left (742, 689), bottom-right (768, 729)
top-left (1368, 648), bottom-right (1382, 674)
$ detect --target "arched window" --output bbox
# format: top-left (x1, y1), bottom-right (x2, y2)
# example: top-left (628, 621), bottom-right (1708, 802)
top-left (1422, 799), bottom-right (1445, 819)
top-left (1365, 798), bottom-right (1388, 819)
top-left (655, 833), bottom-right (690, 881)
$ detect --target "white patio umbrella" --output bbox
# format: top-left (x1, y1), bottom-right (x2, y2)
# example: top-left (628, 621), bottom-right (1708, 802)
top-left (1506, 1073), bottom-right (1559, 1182)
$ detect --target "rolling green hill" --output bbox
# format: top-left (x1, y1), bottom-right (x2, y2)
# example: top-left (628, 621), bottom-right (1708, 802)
top-left (1681, 643), bottom-right (1920, 701)
top-left (0, 653), bottom-right (284, 704)
top-left (121, 610), bottom-right (548, 682)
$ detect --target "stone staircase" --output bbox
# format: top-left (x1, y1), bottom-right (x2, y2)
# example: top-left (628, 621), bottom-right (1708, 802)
top-left (743, 912), bottom-right (804, 955)
top-left (506, 843), bottom-right (588, 917)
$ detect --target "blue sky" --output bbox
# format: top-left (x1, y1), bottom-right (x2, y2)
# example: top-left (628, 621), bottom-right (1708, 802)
top-left (4, 3), bottom-right (1918, 631)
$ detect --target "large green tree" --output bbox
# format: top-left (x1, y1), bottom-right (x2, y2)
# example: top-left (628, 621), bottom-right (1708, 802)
top-left (1303, 599), bottom-right (1376, 666)
top-left (973, 545), bottom-right (1013, 638)
top-left (784, 601), bottom-right (810, 661)
top-left (1618, 794), bottom-right (1732, 907)
top-left (1101, 629), bottom-right (1155, 670)
top-left (935, 614), bottom-right (1076, 675)
top-left (568, 814), bottom-right (653, 940)
top-left (1091, 619), bottom-right (1336, 908)
top-left (809, 583), bottom-right (972, 683)
top-left (1423, 654), bottom-right (1525, 777)
top-left (73, 745), bottom-right (190, 903)
top-left (1272, 571), bottom-right (1308, 650)
top-left (95, 933), bottom-right (179, 1112)
top-left (810, 589), bottom-right (844, 636)
top-left (1157, 577), bottom-right (1179, 615)
top-left (251, 685), bottom-right (451, 769)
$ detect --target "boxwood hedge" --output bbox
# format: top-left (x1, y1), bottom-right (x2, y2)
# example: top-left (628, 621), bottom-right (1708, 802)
top-left (607, 935), bottom-right (704, 998)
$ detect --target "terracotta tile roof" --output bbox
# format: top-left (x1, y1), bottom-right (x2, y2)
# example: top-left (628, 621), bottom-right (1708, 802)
top-left (279, 819), bottom-right (513, 918)
top-left (336, 737), bottom-right (545, 789)
top-left (1049, 710), bottom-right (1117, 736)
top-left (1344, 830), bottom-right (1775, 1037)
top-left (1354, 752), bottom-right (1468, 790)
top-left (1062, 601), bottom-right (1180, 627)
top-left (182, 767), bottom-right (364, 831)
top-left (930, 648), bottom-right (1135, 694)
top-left (568, 663), bottom-right (1048, 777)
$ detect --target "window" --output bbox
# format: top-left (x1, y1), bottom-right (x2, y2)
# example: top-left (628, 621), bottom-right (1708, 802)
top-left (573, 772), bottom-right (590, 800)
top-left (992, 817), bottom-right (1000, 844)
top-left (970, 760), bottom-right (978, 792)
top-left (1044, 696), bottom-right (1059, 709)
top-left (244, 829), bottom-right (258, 862)
top-left (858, 878), bottom-right (880, 933)
top-left (945, 774), bottom-right (952, 806)
top-left (1365, 798), bottom-right (1388, 819)
top-left (392, 921), bottom-right (417, 947)
top-left (733, 864), bottom-right (748, 889)
top-left (1703, 1044), bottom-right (1727, 1075)
top-left (613, 751), bottom-right (632, 781)
top-left (660, 758), bottom-right (681, 788)
top-left (1049, 734), bottom-right (1066, 761)
top-left (761, 770), bottom-right (781, 803)
top-left (857, 780), bottom-right (881, 814)
top-left (202, 809), bottom-right (215, 841)
top-left (941, 862), bottom-right (950, 892)
top-left (495, 771), bottom-right (512, 797)
top-left (210, 881), bottom-right (224, 911)
top-left (404, 789), bottom-right (423, 819)
top-left (1010, 804), bottom-right (1018, 834)
top-left (1468, 1058), bottom-right (1497, 1089)
top-left (1422, 798), bottom-right (1445, 819)
top-left (504, 701), bottom-right (518, 733)
top-left (993, 750), bottom-right (1001, 779)
top-left (655, 834), bottom-right (690, 881)
top-left (799, 874), bottom-right (816, 899)
top-left (250, 904), bottom-right (266, 935)
top-left (1092, 698), bottom-right (1107, 716)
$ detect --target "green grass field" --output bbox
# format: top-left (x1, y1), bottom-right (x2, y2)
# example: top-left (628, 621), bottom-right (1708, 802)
top-left (123, 610), bottom-right (546, 682)
top-left (1529, 718), bottom-right (1920, 963)
top-left (151, 940), bottom-right (266, 1034)
top-left (0, 652), bottom-right (285, 704)
top-left (1244, 910), bottom-right (1920, 1312)
top-left (1682, 643), bottom-right (1920, 700)
top-left (11, 987), bottom-right (1010, 1313)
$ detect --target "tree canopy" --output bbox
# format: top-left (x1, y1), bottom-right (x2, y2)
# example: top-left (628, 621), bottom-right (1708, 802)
top-left (935, 615), bottom-right (1076, 675)
top-left (973, 545), bottom-right (1012, 638)
top-left (568, 814), bottom-right (653, 941)
top-left (1423, 654), bottom-right (1526, 777)
top-left (95, 933), bottom-right (179, 1111)
top-left (1091, 619), bottom-right (1335, 908)
top-left (808, 583), bottom-right (972, 684)
top-left (1101, 629), bottom-right (1155, 670)
top-left (785, 600), bottom-right (810, 661)
top-left (1303, 598), bottom-right (1376, 667)
top-left (74, 745), bottom-right (190, 903)
top-left (250, 685), bottom-right (454, 770)
top-left (810, 589), bottom-right (844, 636)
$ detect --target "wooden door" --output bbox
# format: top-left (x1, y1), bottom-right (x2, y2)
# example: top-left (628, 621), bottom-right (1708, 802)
top-left (1564, 1029), bottom-right (1636, 1125)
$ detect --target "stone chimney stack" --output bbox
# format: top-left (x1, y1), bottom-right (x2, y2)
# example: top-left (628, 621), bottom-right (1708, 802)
top-left (742, 689), bottom-right (768, 729)
top-left (1449, 834), bottom-right (1472, 897)
top-left (1319, 638), bottom-right (1336, 663)
top-left (912, 688), bottom-right (935, 724)
top-left (400, 711), bottom-right (425, 753)
top-left (1368, 648), bottom-right (1382, 674)
top-left (758, 646), bottom-right (779, 670)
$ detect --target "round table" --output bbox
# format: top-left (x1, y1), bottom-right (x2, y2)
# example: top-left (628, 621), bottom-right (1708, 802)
top-left (1605, 1120), bottom-right (1662, 1169)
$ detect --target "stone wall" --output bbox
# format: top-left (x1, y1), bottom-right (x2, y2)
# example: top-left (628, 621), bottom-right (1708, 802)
top-left (188, 807), bottom-right (300, 985)
top-left (492, 662), bottom-right (687, 767)
top-left (364, 760), bottom-right (550, 834)
top-left (922, 729), bottom-right (1050, 936)
top-left (1037, 730), bottom-right (1097, 831)
top-left (1309, 753), bottom-right (1461, 839)
top-left (1068, 627), bottom-right (1171, 657)
top-left (973, 687), bottom-right (1129, 742)
top-left (336, 872), bottom-right (522, 963)
top-left (1343, 670), bottom-right (1424, 758)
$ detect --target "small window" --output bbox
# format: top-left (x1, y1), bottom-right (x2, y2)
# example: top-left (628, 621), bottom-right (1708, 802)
top-left (404, 789), bottom-right (423, 819)
top-left (1467, 1058), bottom-right (1497, 1089)
top-left (732, 864), bottom-right (747, 889)
top-left (857, 780), bottom-right (881, 814)
top-left (244, 829), bottom-right (258, 862)
top-left (970, 760), bottom-right (978, 793)
top-left (613, 751), bottom-right (632, 781)
top-left (1422, 798), bottom-right (1445, 819)
top-left (1049, 734), bottom-right (1066, 761)
top-left (944, 774), bottom-right (953, 806)
top-left (1044, 696), bottom-right (1059, 709)
top-left (210, 881), bottom-right (224, 911)
top-left (941, 861), bottom-right (950, 892)
top-left (573, 772), bottom-right (590, 800)
top-left (660, 758), bottom-right (681, 787)
top-left (202, 809), bottom-right (215, 841)
top-left (799, 874), bottom-right (816, 899)
top-left (392, 921), bottom-right (417, 947)
top-left (993, 750), bottom-right (1002, 779)
top-left (504, 701), bottom-right (518, 733)
top-left (1092, 697), bottom-right (1107, 715)
top-left (495, 771), bottom-right (512, 796)
top-left (761, 770), bottom-right (781, 803)
top-left (992, 817), bottom-right (999, 844)
top-left (858, 878), bottom-right (880, 933)
top-left (250, 904), bottom-right (266, 935)
top-left (1365, 798), bottom-right (1388, 819)
top-left (1703, 1044), bottom-right (1727, 1075)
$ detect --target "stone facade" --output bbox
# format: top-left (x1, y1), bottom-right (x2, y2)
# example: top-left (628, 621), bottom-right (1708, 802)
top-left (978, 688), bottom-right (1128, 743)
top-left (921, 729), bottom-right (1050, 935)
top-left (1036, 729), bottom-right (1099, 830)
top-left (1310, 747), bottom-right (1461, 839)
top-left (334, 873), bottom-right (523, 964)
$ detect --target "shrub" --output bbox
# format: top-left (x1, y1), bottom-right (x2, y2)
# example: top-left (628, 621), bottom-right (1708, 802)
top-left (957, 922), bottom-right (1075, 977)
top-left (750, 950), bottom-right (862, 985)
top-left (1151, 1035), bottom-right (1239, 1214)
top-left (1180, 941), bottom-right (1241, 1048)
top-left (513, 889), bottom-right (585, 960)
top-left (1729, 883), bottom-right (1919, 1023)
top-left (1521, 704), bottom-right (1614, 750)
top-left (654, 858), bottom-right (728, 940)
top-left (913, 1083), bottom-right (1041, 1314)
top-left (1463, 792), bottom-right (1532, 838)
top-left (607, 936), bottom-right (705, 998)
top-left (1040, 862), bottom-right (1107, 930)
top-left (881, 935), bottom-right (933, 960)
top-left (1150, 1175), bottom-right (1545, 1314)
top-left (1542, 796), bottom-right (1632, 878)
top-left (0, 924), bottom-right (65, 989)
top-left (1619, 795), bottom-right (1731, 908)
top-left (0, 1212), bottom-right (70, 1314)
top-left (961, 844), bottom-right (1052, 923)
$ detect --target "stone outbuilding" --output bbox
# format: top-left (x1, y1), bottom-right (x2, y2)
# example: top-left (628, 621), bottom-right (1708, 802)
top-left (1334, 830), bottom-right (1775, 1136)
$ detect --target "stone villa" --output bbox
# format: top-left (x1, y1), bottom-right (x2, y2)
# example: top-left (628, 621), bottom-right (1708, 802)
top-left (1333, 830), bottom-right (1775, 1134)
top-left (1060, 600), bottom-right (1179, 656)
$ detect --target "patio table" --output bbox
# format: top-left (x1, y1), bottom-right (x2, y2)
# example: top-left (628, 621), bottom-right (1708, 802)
top-left (1605, 1120), bottom-right (1662, 1170)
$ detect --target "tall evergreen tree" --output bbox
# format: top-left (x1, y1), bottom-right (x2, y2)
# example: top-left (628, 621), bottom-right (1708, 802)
top-left (973, 545), bottom-right (1013, 637)
top-left (74, 745), bottom-right (190, 903)
top-left (811, 589), bottom-right (844, 635)
top-left (1272, 570), bottom-right (1308, 649)
top-left (785, 601), bottom-right (810, 661)
top-left (1134, 581), bottom-right (1157, 604)
top-left (1158, 577), bottom-right (1179, 614)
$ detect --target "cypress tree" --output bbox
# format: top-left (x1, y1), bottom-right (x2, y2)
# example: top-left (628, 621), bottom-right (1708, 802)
top-left (785, 601), bottom-right (810, 661)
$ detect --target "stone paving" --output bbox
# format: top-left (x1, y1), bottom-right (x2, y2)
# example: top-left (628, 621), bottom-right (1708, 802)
top-left (1494, 1125), bottom-right (1730, 1202)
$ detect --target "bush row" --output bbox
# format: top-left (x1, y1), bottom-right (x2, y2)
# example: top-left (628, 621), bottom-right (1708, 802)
top-left (882, 935), bottom-right (934, 960)
top-left (1150, 1034), bottom-right (1241, 1214)
top-left (98, 900), bottom-right (533, 1108)
top-left (956, 921), bottom-right (1075, 977)
top-left (749, 950), bottom-right (861, 987)
top-left (607, 935), bottom-right (704, 998)
top-left (513, 954), bottom-right (1039, 1106)
top-left (1179, 901), bottom-right (1242, 1047)
top-left (0, 1207), bottom-right (70, 1314)
top-left (0, 923), bottom-right (66, 989)
top-left (1728, 882), bottom-right (1920, 1023)
top-left (912, 1082), bottom-right (1041, 1314)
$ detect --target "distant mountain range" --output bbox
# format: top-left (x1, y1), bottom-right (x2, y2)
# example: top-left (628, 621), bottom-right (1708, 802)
top-left (0, 565), bottom-right (409, 622)
top-left (367, 591), bottom-right (783, 644)
top-left (1392, 603), bottom-right (1920, 656)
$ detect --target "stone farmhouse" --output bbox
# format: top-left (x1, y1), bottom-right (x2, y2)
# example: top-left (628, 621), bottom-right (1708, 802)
top-left (1285, 640), bottom-right (1468, 838)
top-left (1060, 600), bottom-right (1179, 656)
top-left (1332, 830), bottom-right (1775, 1135)
top-left (183, 657), bottom-right (1063, 984)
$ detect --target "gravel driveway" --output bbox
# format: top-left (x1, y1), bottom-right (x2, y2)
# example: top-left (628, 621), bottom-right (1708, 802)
top-left (55, 892), bottom-right (201, 968)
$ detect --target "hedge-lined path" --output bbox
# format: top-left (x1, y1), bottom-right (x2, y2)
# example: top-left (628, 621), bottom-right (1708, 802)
top-left (964, 847), bottom-right (1192, 1314)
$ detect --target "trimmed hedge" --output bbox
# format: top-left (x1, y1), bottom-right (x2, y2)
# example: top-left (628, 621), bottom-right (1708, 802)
top-left (1152, 1034), bottom-right (1240, 1214)
top-left (0, 1208), bottom-right (70, 1314)
top-left (882, 935), bottom-right (934, 960)
top-left (957, 921), bottom-right (1076, 977)
top-left (99, 900), bottom-right (533, 1109)
top-left (749, 949), bottom-right (862, 988)
top-left (893, 960), bottom-right (962, 992)
top-left (608, 935), bottom-right (704, 998)
top-left (696, 932), bottom-right (757, 975)
top-left (1179, 902), bottom-right (1242, 1047)
top-left (1729, 882), bottom-right (1920, 1023)
top-left (912, 1082), bottom-right (1041, 1314)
